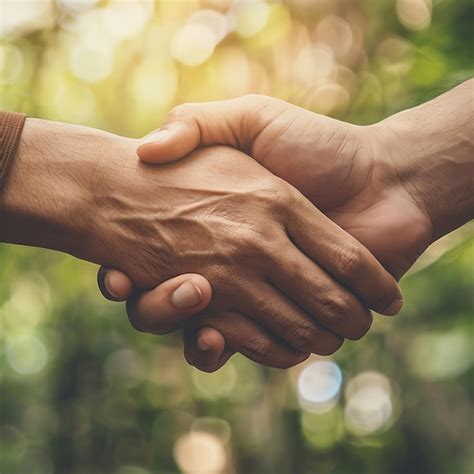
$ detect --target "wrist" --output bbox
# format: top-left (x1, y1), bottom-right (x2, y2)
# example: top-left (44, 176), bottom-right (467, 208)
top-left (0, 118), bottom-right (126, 259)
top-left (367, 88), bottom-right (474, 241)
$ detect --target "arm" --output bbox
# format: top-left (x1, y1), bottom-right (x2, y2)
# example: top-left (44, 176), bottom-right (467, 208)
top-left (1, 116), bottom-right (402, 370)
top-left (138, 79), bottom-right (474, 243)
top-left (0, 116), bottom-right (216, 363)
top-left (370, 79), bottom-right (474, 240)
top-left (1, 118), bottom-right (104, 255)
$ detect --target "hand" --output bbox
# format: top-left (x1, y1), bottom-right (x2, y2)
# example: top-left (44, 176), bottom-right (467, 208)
top-left (95, 142), bottom-right (401, 367)
top-left (101, 95), bottom-right (417, 369)
top-left (103, 96), bottom-right (422, 370)
top-left (138, 95), bottom-right (433, 277)
top-left (0, 118), bottom-right (402, 369)
top-left (103, 81), bottom-right (473, 371)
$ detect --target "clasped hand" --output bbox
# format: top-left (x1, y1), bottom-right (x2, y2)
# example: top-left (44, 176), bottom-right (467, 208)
top-left (95, 97), bottom-right (407, 372)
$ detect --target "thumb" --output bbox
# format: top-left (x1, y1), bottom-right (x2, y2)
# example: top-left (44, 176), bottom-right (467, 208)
top-left (137, 119), bottom-right (199, 164)
top-left (136, 95), bottom-right (270, 164)
top-left (126, 274), bottom-right (212, 335)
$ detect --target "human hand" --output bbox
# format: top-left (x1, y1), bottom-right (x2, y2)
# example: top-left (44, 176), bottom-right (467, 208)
top-left (70, 135), bottom-right (399, 369)
top-left (101, 96), bottom-right (418, 371)
top-left (137, 95), bottom-right (434, 278)
top-left (105, 81), bottom-right (474, 371)
top-left (99, 97), bottom-right (423, 370)
top-left (3, 119), bottom-right (403, 369)
top-left (97, 268), bottom-right (229, 370)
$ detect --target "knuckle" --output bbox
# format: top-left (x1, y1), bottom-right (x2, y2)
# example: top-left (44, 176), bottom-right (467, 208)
top-left (245, 338), bottom-right (303, 369)
top-left (285, 257), bottom-right (305, 278)
top-left (240, 93), bottom-right (265, 106)
top-left (318, 292), bottom-right (352, 325)
top-left (335, 244), bottom-right (364, 278)
top-left (258, 180), bottom-right (296, 219)
top-left (240, 94), bottom-right (275, 110)
top-left (229, 226), bottom-right (269, 260)
top-left (287, 320), bottom-right (317, 352)
top-left (245, 338), bottom-right (272, 363)
top-left (274, 179), bottom-right (296, 206)
top-left (167, 103), bottom-right (195, 121)
top-left (240, 227), bottom-right (264, 248)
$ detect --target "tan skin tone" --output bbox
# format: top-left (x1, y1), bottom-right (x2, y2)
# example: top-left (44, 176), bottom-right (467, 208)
top-left (100, 79), bottom-right (474, 371)
top-left (0, 118), bottom-right (403, 369)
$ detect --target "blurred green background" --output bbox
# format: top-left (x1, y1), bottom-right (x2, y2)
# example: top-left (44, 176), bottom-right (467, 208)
top-left (0, 1), bottom-right (473, 473)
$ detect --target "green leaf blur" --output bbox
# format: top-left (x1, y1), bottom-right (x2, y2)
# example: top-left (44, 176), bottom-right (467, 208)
top-left (1, 1), bottom-right (473, 473)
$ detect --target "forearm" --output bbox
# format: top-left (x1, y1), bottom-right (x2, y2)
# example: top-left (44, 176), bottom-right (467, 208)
top-left (0, 118), bottom-right (119, 259)
top-left (372, 79), bottom-right (474, 240)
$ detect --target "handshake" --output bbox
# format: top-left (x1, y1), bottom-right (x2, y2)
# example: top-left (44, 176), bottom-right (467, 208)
top-left (1, 84), bottom-right (472, 372)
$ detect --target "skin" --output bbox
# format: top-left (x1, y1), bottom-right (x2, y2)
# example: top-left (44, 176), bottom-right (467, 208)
top-left (0, 118), bottom-right (403, 369)
top-left (100, 79), bottom-right (474, 372)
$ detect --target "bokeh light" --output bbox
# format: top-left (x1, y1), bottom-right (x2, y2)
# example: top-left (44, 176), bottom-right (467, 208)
top-left (1, 274), bottom-right (50, 336)
top-left (104, 0), bottom-right (154, 40)
top-left (0, 44), bottom-right (24, 85)
top-left (0, 0), bottom-right (56, 37)
top-left (173, 431), bottom-right (227, 474)
top-left (6, 335), bottom-right (48, 375)
top-left (407, 327), bottom-right (473, 380)
top-left (396, 0), bottom-right (432, 31)
top-left (57, 0), bottom-right (100, 15)
top-left (131, 58), bottom-right (178, 110)
top-left (297, 360), bottom-right (342, 413)
top-left (69, 43), bottom-right (115, 83)
top-left (344, 372), bottom-right (394, 436)
top-left (191, 417), bottom-right (231, 445)
top-left (171, 23), bottom-right (217, 66)
top-left (51, 82), bottom-right (97, 124)
top-left (0, 1), bottom-right (472, 473)
top-left (188, 9), bottom-right (229, 43)
top-left (233, 1), bottom-right (270, 38)
top-left (315, 15), bottom-right (353, 58)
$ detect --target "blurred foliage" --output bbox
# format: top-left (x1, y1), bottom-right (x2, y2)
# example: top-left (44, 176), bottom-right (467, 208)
top-left (0, 1), bottom-right (473, 473)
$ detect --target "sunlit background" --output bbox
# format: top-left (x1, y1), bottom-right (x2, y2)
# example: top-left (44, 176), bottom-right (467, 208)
top-left (1, 1), bottom-right (473, 473)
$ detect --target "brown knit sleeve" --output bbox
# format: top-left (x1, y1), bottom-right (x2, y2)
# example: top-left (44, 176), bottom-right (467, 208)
top-left (0, 110), bottom-right (27, 192)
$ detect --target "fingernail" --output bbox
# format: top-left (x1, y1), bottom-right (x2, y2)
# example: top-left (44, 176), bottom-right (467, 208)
top-left (171, 281), bottom-right (203, 309)
top-left (104, 271), bottom-right (120, 299)
top-left (197, 336), bottom-right (211, 352)
top-left (384, 298), bottom-right (404, 315)
top-left (142, 129), bottom-right (170, 144)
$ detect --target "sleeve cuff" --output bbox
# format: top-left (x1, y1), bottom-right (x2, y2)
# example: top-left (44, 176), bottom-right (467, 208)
top-left (0, 110), bottom-right (27, 192)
